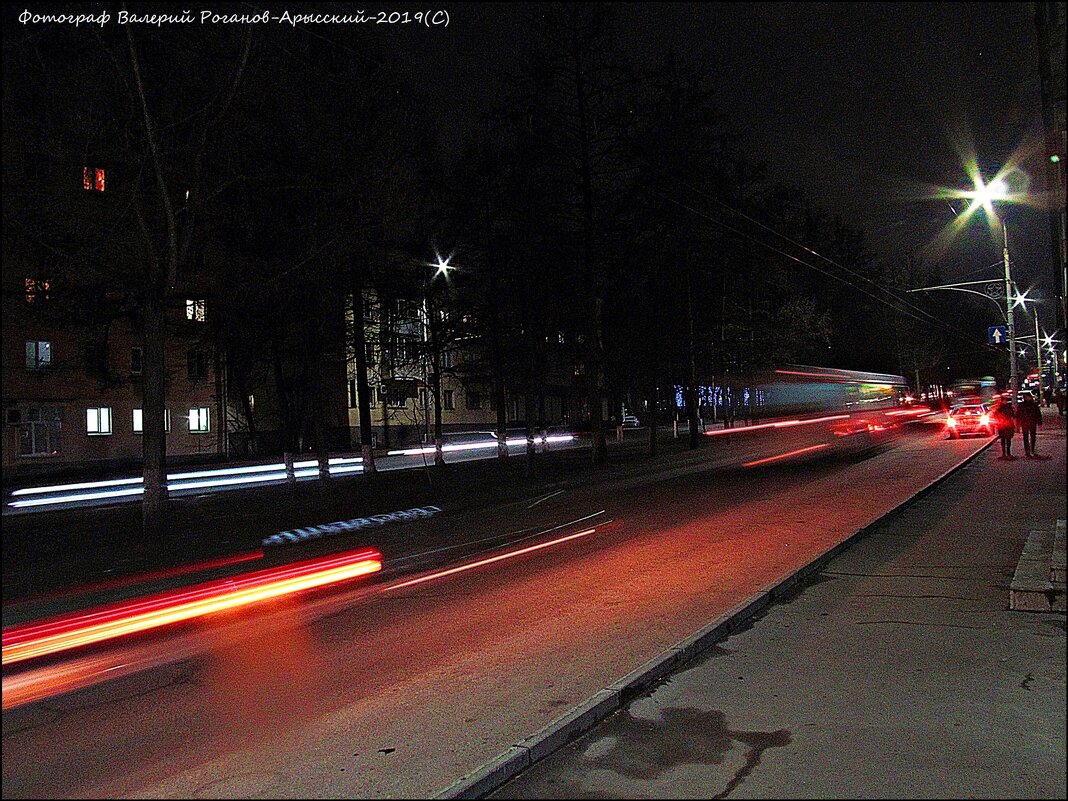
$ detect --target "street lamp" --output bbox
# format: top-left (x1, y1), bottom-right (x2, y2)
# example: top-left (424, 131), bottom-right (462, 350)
top-left (926, 171), bottom-right (1023, 412)
top-left (423, 251), bottom-right (458, 467)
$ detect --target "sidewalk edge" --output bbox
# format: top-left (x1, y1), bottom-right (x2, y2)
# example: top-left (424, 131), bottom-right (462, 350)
top-left (433, 439), bottom-right (993, 799)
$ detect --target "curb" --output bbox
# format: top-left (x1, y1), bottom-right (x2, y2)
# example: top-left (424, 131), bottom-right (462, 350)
top-left (434, 439), bottom-right (994, 799)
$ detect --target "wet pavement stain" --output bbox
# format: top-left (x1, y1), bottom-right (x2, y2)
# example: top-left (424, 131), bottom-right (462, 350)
top-left (582, 706), bottom-right (790, 797)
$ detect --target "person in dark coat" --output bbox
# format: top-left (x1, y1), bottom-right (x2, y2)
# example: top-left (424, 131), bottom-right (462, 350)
top-left (993, 401), bottom-right (1016, 459)
top-left (1016, 392), bottom-right (1043, 457)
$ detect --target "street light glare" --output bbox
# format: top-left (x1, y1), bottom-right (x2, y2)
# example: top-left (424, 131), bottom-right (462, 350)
top-left (974, 178), bottom-right (1009, 205)
top-left (433, 254), bottom-right (454, 278)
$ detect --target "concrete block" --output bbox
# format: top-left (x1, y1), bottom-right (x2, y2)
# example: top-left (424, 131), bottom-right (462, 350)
top-left (726, 592), bottom-right (772, 631)
top-left (1051, 524), bottom-right (1065, 584)
top-left (1052, 587), bottom-right (1066, 613)
top-left (670, 615), bottom-right (734, 662)
top-left (770, 572), bottom-right (800, 601)
top-left (609, 651), bottom-right (685, 701)
top-left (1010, 589), bottom-right (1052, 613)
top-left (520, 689), bottom-right (619, 764)
top-left (434, 746), bottom-right (530, 799)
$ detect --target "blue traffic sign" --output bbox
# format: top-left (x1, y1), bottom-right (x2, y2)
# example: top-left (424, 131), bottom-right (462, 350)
top-left (987, 325), bottom-right (1008, 345)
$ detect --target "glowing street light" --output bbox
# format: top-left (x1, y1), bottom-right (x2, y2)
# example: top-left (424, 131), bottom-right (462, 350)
top-left (922, 164), bottom-right (1032, 410)
top-left (432, 253), bottom-right (454, 279)
top-left (965, 170), bottom-right (1021, 412)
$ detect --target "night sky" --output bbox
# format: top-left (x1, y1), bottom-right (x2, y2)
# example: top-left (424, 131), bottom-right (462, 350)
top-left (5, 2), bottom-right (1054, 295)
top-left (386, 2), bottom-right (1051, 290)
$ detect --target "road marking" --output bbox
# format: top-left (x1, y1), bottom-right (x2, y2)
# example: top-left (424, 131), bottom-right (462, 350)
top-left (527, 489), bottom-right (565, 508)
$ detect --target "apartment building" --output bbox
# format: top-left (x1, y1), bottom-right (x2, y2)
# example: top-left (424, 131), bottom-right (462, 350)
top-left (2, 165), bottom-right (223, 479)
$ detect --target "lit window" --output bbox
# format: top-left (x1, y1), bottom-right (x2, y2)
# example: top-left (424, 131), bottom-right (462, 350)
top-left (186, 299), bottom-right (206, 322)
top-left (130, 347), bottom-right (143, 375)
top-left (26, 340), bottom-right (52, 370)
top-left (188, 407), bottom-right (210, 433)
top-left (443, 389), bottom-right (455, 410)
top-left (419, 387), bottom-right (428, 409)
top-left (442, 350), bottom-right (455, 369)
top-left (86, 406), bottom-right (112, 435)
top-left (24, 277), bottom-right (52, 304)
top-left (83, 166), bottom-right (105, 192)
top-left (363, 297), bottom-right (378, 322)
top-left (133, 409), bottom-right (170, 433)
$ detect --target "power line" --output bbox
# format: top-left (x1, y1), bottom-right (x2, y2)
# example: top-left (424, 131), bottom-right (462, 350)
top-left (676, 180), bottom-right (958, 333)
top-left (651, 189), bottom-right (987, 350)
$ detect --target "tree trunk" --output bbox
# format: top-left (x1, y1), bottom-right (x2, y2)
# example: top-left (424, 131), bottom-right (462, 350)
top-left (524, 390), bottom-right (536, 476)
top-left (647, 380), bottom-right (658, 457)
top-left (428, 292), bottom-right (445, 467)
top-left (141, 295), bottom-right (168, 535)
top-left (572, 30), bottom-right (606, 467)
top-left (351, 286), bottom-right (377, 472)
top-left (687, 263), bottom-right (701, 449)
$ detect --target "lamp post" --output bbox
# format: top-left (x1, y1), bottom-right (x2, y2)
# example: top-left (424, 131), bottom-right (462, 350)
top-left (424, 253), bottom-right (455, 467)
top-left (926, 173), bottom-right (1027, 412)
top-left (1033, 306), bottom-right (1042, 403)
top-left (1000, 219), bottom-right (1019, 413)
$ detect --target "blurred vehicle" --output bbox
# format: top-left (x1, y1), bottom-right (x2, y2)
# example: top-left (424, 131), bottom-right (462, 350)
top-left (949, 377), bottom-right (998, 405)
top-left (621, 412), bottom-right (640, 428)
top-left (443, 430), bottom-right (497, 443)
top-left (945, 404), bottom-right (993, 439)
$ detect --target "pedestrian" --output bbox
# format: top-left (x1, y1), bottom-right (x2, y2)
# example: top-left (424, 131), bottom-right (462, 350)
top-left (993, 400), bottom-right (1016, 459)
top-left (1017, 392), bottom-right (1042, 457)
top-left (1056, 387), bottom-right (1066, 417)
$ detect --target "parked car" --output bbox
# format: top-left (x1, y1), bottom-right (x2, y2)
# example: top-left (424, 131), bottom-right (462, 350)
top-left (944, 404), bottom-right (993, 439)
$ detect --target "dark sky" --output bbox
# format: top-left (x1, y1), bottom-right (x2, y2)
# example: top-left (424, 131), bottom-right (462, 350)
top-left (4, 3), bottom-right (1054, 303)
top-left (386, 2), bottom-right (1053, 294)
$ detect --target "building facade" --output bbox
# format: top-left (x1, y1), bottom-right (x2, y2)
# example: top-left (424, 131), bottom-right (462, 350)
top-left (2, 276), bottom-right (223, 478)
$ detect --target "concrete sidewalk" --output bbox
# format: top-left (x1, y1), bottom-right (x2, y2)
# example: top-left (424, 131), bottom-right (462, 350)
top-left (490, 418), bottom-right (1067, 798)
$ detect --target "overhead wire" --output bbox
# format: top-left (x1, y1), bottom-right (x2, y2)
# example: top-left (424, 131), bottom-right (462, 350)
top-left (675, 180), bottom-right (972, 335)
top-left (650, 189), bottom-right (988, 349)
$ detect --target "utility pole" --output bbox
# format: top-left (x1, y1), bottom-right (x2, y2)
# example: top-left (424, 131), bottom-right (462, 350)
top-left (1034, 307), bottom-right (1043, 404)
top-left (1002, 220), bottom-right (1018, 413)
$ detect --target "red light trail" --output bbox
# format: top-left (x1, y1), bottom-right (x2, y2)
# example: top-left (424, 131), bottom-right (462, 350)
top-left (742, 443), bottom-right (830, 467)
top-left (2, 548), bottom-right (382, 666)
top-left (704, 415), bottom-right (850, 437)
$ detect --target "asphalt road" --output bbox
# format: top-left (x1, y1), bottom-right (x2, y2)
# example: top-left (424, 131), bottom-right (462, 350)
top-left (1, 421), bottom-right (985, 798)
top-left (491, 423), bottom-right (1067, 799)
